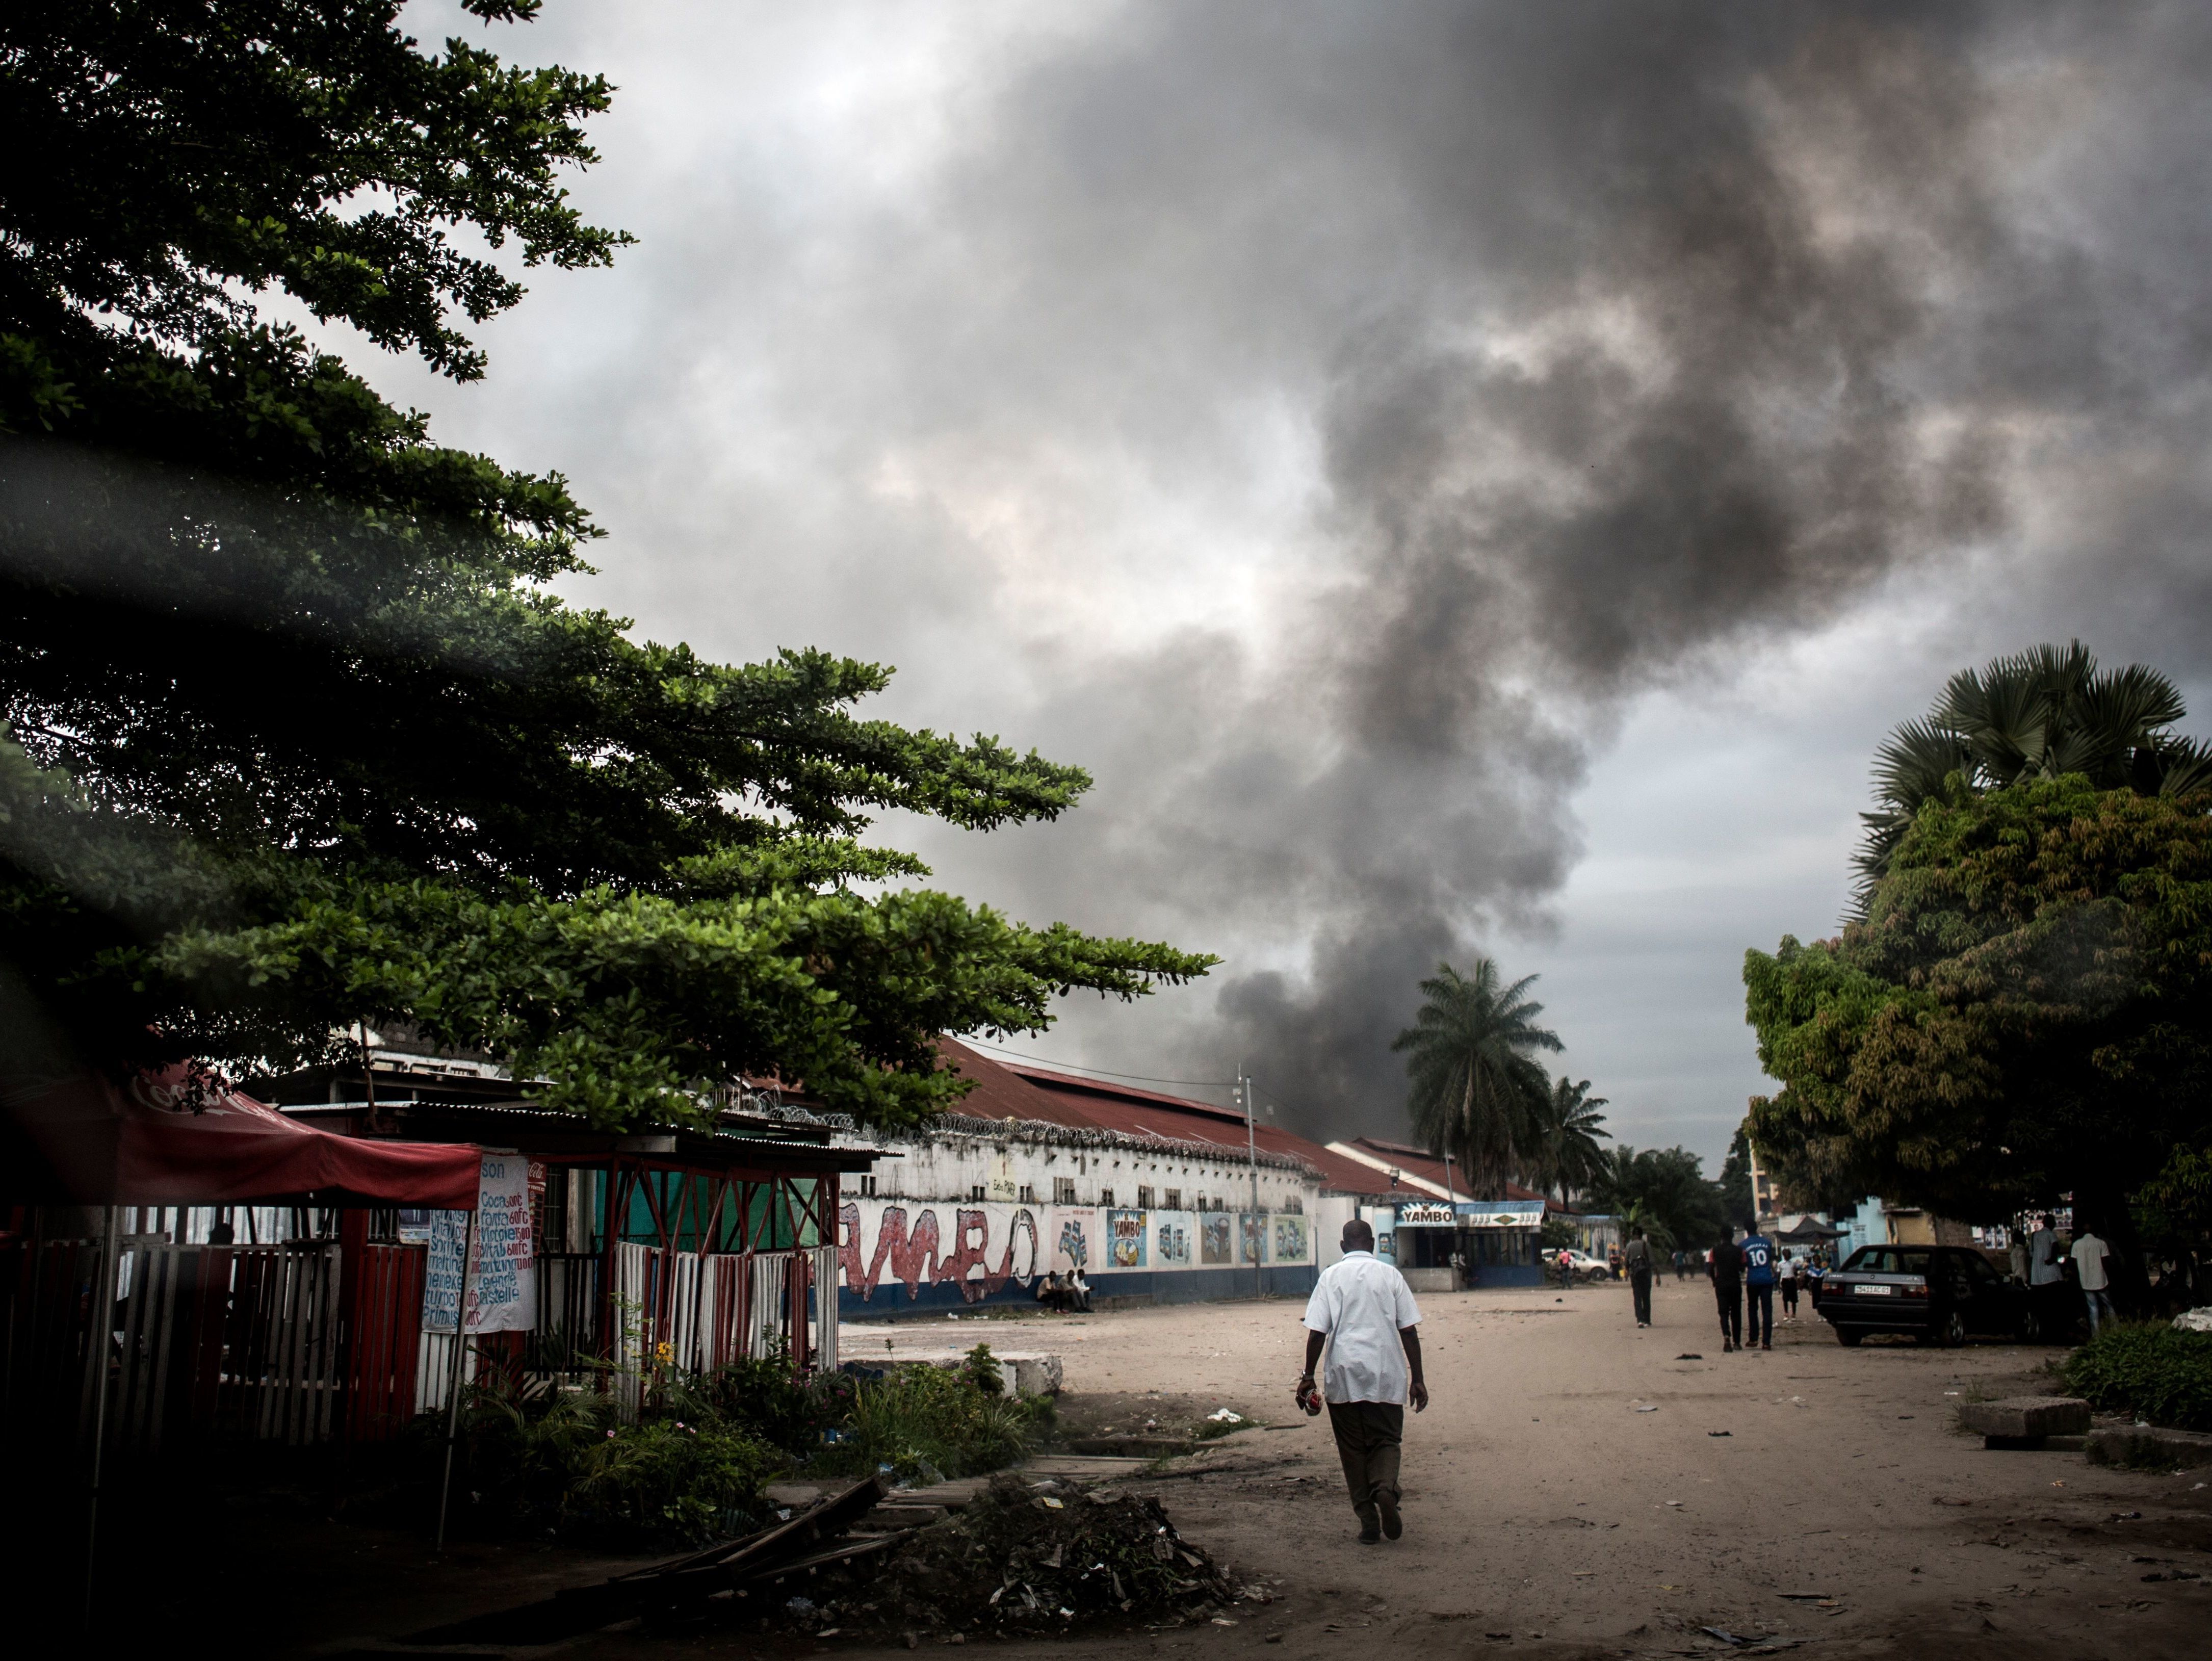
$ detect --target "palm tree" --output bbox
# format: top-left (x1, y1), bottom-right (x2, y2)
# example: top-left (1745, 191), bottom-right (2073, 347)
top-left (1856, 642), bottom-right (2212, 904)
top-left (1392, 958), bottom-right (1562, 1192)
top-left (1532, 1076), bottom-right (1610, 1205)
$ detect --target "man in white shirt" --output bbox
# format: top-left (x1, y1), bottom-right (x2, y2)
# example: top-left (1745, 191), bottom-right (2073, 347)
top-left (1299, 1218), bottom-right (1428, 1544)
top-left (2071, 1228), bottom-right (2114, 1336)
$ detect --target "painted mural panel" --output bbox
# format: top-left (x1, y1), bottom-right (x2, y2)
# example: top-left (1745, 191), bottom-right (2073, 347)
top-left (1272, 1215), bottom-right (1310, 1264)
top-left (1200, 1212), bottom-right (1232, 1264)
top-left (1052, 1207), bottom-right (1101, 1275)
top-left (1153, 1211), bottom-right (1193, 1266)
top-left (1239, 1211), bottom-right (1268, 1265)
top-left (1106, 1208), bottom-right (1148, 1268)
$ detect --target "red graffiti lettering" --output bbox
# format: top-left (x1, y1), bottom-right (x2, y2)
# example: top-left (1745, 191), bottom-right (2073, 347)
top-left (839, 1204), bottom-right (944, 1300)
top-left (936, 1208), bottom-right (1040, 1302)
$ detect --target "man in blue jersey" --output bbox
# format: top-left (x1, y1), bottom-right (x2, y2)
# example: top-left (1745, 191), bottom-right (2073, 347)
top-left (1740, 1224), bottom-right (1777, 1351)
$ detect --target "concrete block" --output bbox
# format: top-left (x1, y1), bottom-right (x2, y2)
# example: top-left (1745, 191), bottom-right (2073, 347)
top-left (1957, 1396), bottom-right (2091, 1440)
top-left (2086, 1425), bottom-right (2212, 1470)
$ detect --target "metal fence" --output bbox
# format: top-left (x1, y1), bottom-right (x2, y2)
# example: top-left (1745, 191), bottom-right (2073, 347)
top-left (4, 1230), bottom-right (834, 1449)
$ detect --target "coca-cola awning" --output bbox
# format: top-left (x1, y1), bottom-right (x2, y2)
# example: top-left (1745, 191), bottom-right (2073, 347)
top-left (1, 1066), bottom-right (482, 1208)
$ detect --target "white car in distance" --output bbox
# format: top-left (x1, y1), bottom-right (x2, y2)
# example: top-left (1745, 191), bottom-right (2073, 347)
top-left (1556, 1249), bottom-right (1614, 1282)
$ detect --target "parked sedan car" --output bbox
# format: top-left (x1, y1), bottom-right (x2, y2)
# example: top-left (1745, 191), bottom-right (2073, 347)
top-left (1819, 1244), bottom-right (2036, 1346)
top-left (1560, 1250), bottom-right (1614, 1282)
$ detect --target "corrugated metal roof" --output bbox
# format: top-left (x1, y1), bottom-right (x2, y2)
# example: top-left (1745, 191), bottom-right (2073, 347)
top-left (952, 1044), bottom-right (1412, 1195)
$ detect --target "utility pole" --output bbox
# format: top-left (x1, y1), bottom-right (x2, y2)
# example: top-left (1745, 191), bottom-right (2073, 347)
top-left (1241, 1065), bottom-right (1262, 1298)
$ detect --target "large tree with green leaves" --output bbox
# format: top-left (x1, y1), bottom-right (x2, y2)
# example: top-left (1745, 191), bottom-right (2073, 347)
top-left (1746, 770), bottom-right (2212, 1238)
top-left (1853, 642), bottom-right (2211, 903)
top-left (1392, 958), bottom-right (1560, 1192)
top-left (0, 2), bottom-right (1210, 1127)
top-left (1586, 1144), bottom-right (1728, 1254)
top-left (1531, 1076), bottom-right (1610, 1205)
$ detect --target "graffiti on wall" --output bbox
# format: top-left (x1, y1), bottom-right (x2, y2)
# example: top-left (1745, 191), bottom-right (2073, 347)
top-left (1200, 1213), bottom-right (1232, 1264)
top-left (838, 1202), bottom-right (1040, 1304)
top-left (836, 1200), bottom-right (1309, 1301)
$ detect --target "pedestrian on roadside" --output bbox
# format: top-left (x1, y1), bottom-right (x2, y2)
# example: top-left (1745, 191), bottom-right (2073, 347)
top-left (1069, 1266), bottom-right (1093, 1312)
top-left (1297, 1218), bottom-right (1428, 1545)
top-left (1556, 1244), bottom-right (1575, 1291)
top-left (2071, 1227), bottom-right (2114, 1336)
top-left (1779, 1250), bottom-right (1801, 1323)
top-left (1708, 1231), bottom-right (1743, 1352)
top-left (2028, 1215), bottom-right (2062, 1286)
top-left (1624, 1228), bottom-right (1654, 1328)
top-left (1740, 1223), bottom-right (1776, 1349)
top-left (2008, 1227), bottom-right (2029, 1285)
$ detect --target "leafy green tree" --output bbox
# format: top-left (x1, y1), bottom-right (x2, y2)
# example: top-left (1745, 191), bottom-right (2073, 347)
top-left (0, 3), bottom-right (1210, 1126)
top-left (1391, 958), bottom-right (1560, 1192)
top-left (1746, 777), bottom-right (2212, 1240)
top-left (1855, 642), bottom-right (2212, 901)
top-left (1589, 1144), bottom-right (1729, 1254)
top-left (1532, 1075), bottom-right (1610, 1205)
top-left (1718, 1128), bottom-right (1756, 1231)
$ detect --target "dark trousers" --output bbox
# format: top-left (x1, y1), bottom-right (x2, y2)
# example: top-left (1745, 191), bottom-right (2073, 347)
top-left (1747, 1283), bottom-right (1774, 1345)
top-left (1782, 1280), bottom-right (1799, 1316)
top-left (1630, 1271), bottom-right (1652, 1325)
top-left (1326, 1400), bottom-right (1404, 1518)
top-left (1714, 1278), bottom-right (1741, 1344)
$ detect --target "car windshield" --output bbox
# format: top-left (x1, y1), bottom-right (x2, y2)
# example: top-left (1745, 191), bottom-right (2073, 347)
top-left (1843, 1247), bottom-right (1933, 1276)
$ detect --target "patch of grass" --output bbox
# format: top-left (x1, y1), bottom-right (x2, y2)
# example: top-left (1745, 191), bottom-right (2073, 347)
top-left (2062, 1321), bottom-right (2212, 1432)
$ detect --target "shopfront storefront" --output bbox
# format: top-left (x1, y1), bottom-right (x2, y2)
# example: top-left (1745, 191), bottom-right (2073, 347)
top-left (1395, 1198), bottom-right (1548, 1290)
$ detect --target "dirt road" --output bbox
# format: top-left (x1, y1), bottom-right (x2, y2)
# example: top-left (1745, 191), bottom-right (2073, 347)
top-left (1022, 1275), bottom-right (2212, 1659)
top-left (607, 1275), bottom-right (2209, 1661)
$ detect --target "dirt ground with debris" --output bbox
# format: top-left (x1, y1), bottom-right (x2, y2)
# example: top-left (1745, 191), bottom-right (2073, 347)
top-left (572, 1276), bottom-right (2211, 1661)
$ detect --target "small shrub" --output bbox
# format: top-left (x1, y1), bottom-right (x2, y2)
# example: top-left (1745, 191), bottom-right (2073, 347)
top-left (825, 1359), bottom-right (1043, 1482)
top-left (448, 1384), bottom-right (777, 1547)
top-left (2063, 1321), bottom-right (2212, 1432)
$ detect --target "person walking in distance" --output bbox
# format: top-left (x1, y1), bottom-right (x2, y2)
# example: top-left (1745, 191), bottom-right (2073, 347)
top-left (2071, 1226), bottom-right (2115, 1336)
top-left (1298, 1218), bottom-right (1428, 1545)
top-left (1740, 1222), bottom-right (1777, 1351)
top-left (1708, 1230), bottom-right (1744, 1352)
top-left (1624, 1228), bottom-right (1654, 1328)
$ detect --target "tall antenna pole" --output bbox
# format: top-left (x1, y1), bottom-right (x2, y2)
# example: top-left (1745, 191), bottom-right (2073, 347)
top-left (1242, 1066), bottom-right (1262, 1298)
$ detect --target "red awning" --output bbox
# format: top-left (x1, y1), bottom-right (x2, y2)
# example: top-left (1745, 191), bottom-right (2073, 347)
top-left (1, 1066), bottom-right (482, 1208)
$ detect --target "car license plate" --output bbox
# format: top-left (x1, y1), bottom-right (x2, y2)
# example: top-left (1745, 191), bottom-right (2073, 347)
top-left (1854, 1284), bottom-right (1894, 1296)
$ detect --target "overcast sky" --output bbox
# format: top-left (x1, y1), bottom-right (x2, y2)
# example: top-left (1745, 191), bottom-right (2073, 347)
top-left (339, 2), bottom-right (2212, 1169)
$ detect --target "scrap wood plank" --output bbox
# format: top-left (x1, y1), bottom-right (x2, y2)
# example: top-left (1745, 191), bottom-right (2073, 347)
top-left (612, 1474), bottom-right (886, 1582)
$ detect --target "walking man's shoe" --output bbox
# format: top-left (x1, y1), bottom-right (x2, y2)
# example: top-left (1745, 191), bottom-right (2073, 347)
top-left (1378, 1492), bottom-right (1402, 1540)
top-left (1357, 1504), bottom-right (1383, 1544)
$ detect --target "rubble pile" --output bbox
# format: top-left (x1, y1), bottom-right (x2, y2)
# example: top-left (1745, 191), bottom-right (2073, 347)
top-left (790, 1475), bottom-right (1243, 1640)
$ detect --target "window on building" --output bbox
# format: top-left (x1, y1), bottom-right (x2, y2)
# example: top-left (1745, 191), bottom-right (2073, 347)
top-left (969, 1184), bottom-right (986, 1202)
top-left (1162, 1188), bottom-right (1181, 1211)
top-left (1054, 1177), bottom-right (1077, 1205)
top-left (1018, 1183), bottom-right (1036, 1205)
top-left (855, 1174), bottom-right (877, 1199)
top-left (1136, 1185), bottom-right (1154, 1210)
top-left (1100, 1187), bottom-right (1115, 1209)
